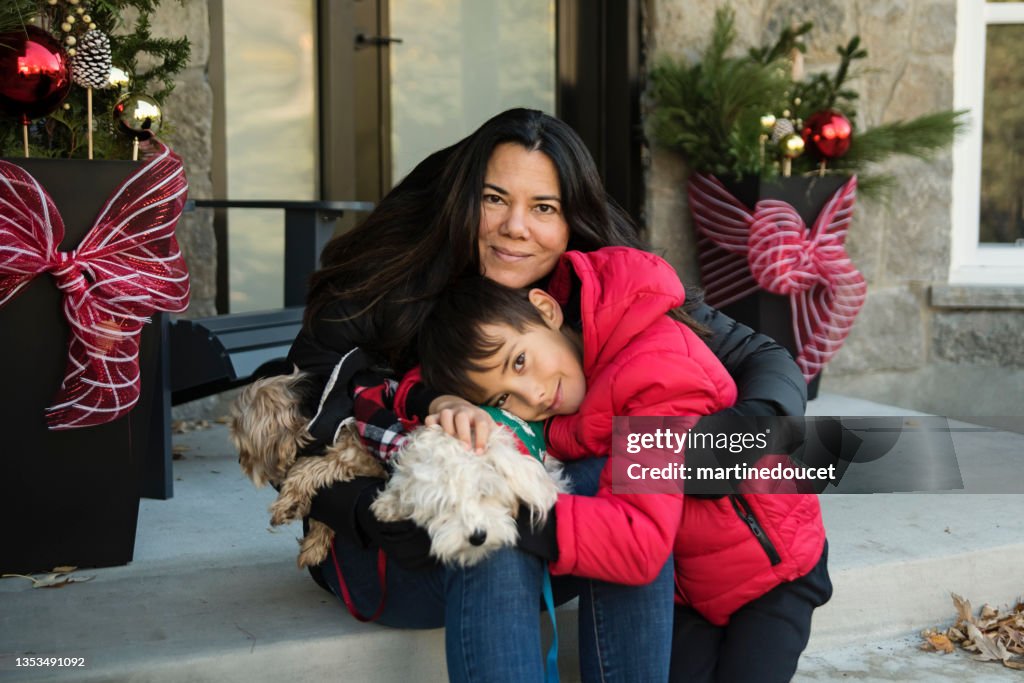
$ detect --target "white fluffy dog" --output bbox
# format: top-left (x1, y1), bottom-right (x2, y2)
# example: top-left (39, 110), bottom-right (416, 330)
top-left (372, 424), bottom-right (567, 566)
top-left (231, 370), bottom-right (567, 568)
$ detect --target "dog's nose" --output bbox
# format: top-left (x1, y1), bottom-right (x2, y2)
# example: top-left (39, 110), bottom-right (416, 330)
top-left (469, 530), bottom-right (487, 546)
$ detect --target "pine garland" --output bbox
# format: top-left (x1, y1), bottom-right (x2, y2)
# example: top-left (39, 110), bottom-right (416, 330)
top-left (648, 7), bottom-right (968, 199)
top-left (0, 0), bottom-right (190, 159)
top-left (649, 10), bottom-right (791, 177)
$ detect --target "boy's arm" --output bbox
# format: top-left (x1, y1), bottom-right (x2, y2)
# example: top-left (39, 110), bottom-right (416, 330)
top-left (545, 353), bottom-right (723, 584)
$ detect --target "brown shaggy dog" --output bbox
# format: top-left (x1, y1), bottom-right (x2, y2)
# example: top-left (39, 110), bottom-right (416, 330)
top-left (230, 370), bottom-right (385, 568)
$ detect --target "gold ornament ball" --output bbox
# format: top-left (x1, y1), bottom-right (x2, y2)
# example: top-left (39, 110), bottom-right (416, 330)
top-left (67, 47), bottom-right (76, 56)
top-left (107, 65), bottom-right (132, 91)
top-left (66, 15), bottom-right (76, 24)
top-left (69, 0), bottom-right (80, 5)
top-left (760, 114), bottom-right (777, 131)
top-left (83, 14), bottom-right (92, 23)
top-left (61, 22), bottom-right (72, 32)
top-left (65, 35), bottom-right (76, 46)
top-left (89, 23), bottom-right (97, 30)
top-left (780, 133), bottom-right (806, 159)
top-left (47, 0), bottom-right (58, 5)
top-left (114, 93), bottom-right (164, 139)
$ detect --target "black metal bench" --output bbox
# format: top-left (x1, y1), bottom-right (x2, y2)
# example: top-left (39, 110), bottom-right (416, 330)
top-left (168, 307), bottom-right (304, 406)
top-left (142, 199), bottom-right (373, 500)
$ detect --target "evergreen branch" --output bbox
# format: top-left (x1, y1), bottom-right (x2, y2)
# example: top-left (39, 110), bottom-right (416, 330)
top-left (851, 173), bottom-right (896, 203)
top-left (749, 21), bottom-right (813, 64)
top-left (704, 6), bottom-right (737, 74)
top-left (828, 37), bottom-right (868, 108)
top-left (0, 1), bottom-right (38, 35)
top-left (842, 110), bottom-right (969, 166)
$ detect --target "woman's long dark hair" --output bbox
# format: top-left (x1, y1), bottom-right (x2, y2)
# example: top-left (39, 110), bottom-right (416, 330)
top-left (304, 108), bottom-right (701, 371)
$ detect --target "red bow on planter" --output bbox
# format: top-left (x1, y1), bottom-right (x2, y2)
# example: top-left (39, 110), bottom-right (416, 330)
top-left (688, 174), bottom-right (866, 382)
top-left (0, 141), bottom-right (190, 430)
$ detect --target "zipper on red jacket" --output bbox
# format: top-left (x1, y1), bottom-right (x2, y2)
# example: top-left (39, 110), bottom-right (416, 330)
top-left (729, 494), bottom-right (782, 566)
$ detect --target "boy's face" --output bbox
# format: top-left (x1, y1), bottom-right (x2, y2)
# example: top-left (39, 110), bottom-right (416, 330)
top-left (465, 318), bottom-right (586, 423)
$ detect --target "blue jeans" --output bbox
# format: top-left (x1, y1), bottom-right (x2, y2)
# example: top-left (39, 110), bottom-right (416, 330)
top-left (320, 457), bottom-right (674, 682)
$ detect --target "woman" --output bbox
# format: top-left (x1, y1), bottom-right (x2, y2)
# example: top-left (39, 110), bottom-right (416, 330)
top-left (284, 109), bottom-right (806, 682)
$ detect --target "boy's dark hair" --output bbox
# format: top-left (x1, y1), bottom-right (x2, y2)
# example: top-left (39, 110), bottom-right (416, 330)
top-left (419, 277), bottom-right (549, 401)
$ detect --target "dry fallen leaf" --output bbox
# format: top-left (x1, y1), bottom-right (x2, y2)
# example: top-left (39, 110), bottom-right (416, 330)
top-left (926, 592), bottom-right (1024, 670)
top-left (172, 444), bottom-right (191, 454)
top-left (215, 415), bottom-right (231, 424)
top-left (51, 565), bottom-right (77, 573)
top-left (1000, 625), bottom-right (1024, 652)
top-left (967, 623), bottom-right (1012, 663)
top-left (1, 571), bottom-right (94, 589)
top-left (952, 593), bottom-right (975, 626)
top-left (922, 632), bottom-right (954, 654)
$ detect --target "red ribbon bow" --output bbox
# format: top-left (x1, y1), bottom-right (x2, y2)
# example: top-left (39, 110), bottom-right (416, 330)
top-left (0, 141), bottom-right (190, 429)
top-left (687, 173), bottom-right (866, 382)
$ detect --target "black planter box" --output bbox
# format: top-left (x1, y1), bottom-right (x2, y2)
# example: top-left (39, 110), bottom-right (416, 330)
top-left (0, 157), bottom-right (158, 573)
top-left (711, 174), bottom-right (852, 400)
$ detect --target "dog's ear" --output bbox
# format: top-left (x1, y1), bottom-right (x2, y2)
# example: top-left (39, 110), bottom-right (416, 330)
top-left (484, 428), bottom-right (561, 523)
top-left (230, 372), bottom-right (313, 486)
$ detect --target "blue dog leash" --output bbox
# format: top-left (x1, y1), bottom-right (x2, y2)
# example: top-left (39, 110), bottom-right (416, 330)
top-left (542, 562), bottom-right (559, 683)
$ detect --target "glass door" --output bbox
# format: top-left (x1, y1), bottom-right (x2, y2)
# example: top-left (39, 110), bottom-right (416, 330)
top-left (212, 0), bottom-right (319, 313)
top-left (388, 0), bottom-right (556, 184)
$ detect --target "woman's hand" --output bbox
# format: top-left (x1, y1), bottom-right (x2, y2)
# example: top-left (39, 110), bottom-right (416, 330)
top-left (426, 395), bottom-right (496, 454)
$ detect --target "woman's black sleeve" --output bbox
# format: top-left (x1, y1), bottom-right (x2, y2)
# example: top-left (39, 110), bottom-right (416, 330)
top-left (692, 302), bottom-right (807, 418)
top-left (286, 302), bottom-right (402, 461)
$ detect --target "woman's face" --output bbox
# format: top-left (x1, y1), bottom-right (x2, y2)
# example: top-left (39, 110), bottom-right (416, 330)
top-left (477, 143), bottom-right (570, 288)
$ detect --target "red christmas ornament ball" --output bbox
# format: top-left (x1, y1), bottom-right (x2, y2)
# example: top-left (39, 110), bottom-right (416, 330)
top-left (0, 26), bottom-right (72, 123)
top-left (802, 109), bottom-right (853, 159)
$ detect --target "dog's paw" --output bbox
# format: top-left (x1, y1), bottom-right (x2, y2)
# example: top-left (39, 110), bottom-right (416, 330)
top-left (297, 520), bottom-right (334, 568)
top-left (269, 495), bottom-right (307, 526)
top-left (369, 485), bottom-right (409, 522)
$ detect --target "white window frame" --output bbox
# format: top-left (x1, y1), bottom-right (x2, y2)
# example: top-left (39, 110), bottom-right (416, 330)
top-left (950, 0), bottom-right (1024, 284)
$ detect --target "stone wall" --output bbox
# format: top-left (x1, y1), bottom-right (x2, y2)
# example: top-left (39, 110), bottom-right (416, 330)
top-left (148, 1), bottom-right (219, 419)
top-left (149, 0), bottom-right (216, 319)
top-left (644, 0), bottom-right (1024, 417)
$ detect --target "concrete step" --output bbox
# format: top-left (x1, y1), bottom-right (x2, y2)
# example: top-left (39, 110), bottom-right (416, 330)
top-left (796, 632), bottom-right (1024, 682)
top-left (2, 394), bottom-right (1022, 682)
top-left (804, 394), bottom-right (1024, 654)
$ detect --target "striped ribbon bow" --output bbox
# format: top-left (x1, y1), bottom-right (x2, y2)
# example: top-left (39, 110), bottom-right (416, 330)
top-left (0, 141), bottom-right (190, 430)
top-left (687, 173), bottom-right (866, 382)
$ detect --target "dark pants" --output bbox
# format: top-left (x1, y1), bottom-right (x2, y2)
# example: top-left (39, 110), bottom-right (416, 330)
top-left (669, 541), bottom-right (832, 683)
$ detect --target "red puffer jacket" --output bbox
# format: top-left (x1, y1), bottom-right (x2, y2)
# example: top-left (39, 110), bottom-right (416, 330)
top-left (543, 247), bottom-right (826, 625)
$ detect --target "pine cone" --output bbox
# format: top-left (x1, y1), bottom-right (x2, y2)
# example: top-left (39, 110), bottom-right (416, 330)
top-left (770, 118), bottom-right (796, 145)
top-left (71, 30), bottom-right (112, 89)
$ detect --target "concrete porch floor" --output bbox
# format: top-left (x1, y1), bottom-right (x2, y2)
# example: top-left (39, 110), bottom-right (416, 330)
top-left (1, 393), bottom-right (1022, 682)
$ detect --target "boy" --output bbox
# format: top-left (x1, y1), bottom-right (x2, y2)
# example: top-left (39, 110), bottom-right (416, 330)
top-left (419, 246), bottom-right (831, 682)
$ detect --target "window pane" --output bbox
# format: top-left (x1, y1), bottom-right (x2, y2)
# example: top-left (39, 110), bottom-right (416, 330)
top-left (979, 22), bottom-right (1024, 244)
top-left (390, 0), bottom-right (556, 184)
top-left (223, 1), bottom-right (318, 311)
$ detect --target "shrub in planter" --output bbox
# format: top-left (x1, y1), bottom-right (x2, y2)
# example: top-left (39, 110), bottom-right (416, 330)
top-left (648, 7), bottom-right (966, 394)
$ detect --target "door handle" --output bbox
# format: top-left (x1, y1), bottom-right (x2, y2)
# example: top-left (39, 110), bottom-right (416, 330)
top-left (355, 33), bottom-right (403, 48)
